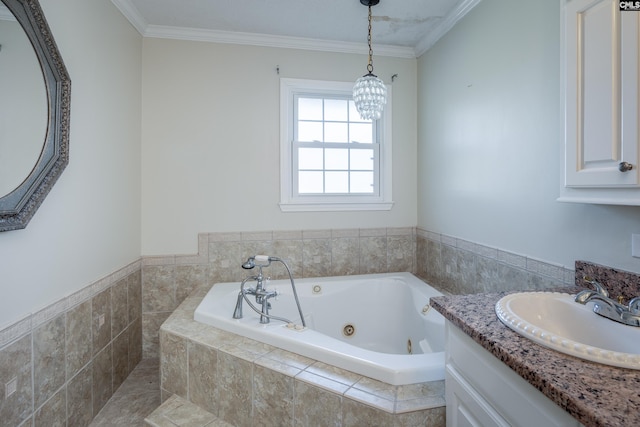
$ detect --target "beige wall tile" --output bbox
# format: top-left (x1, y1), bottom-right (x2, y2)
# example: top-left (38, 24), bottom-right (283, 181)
top-left (128, 318), bottom-right (143, 370)
top-left (176, 264), bottom-right (209, 303)
top-left (113, 330), bottom-right (130, 391)
top-left (0, 335), bottom-right (32, 426)
top-left (34, 387), bottom-right (66, 427)
top-left (92, 289), bottom-right (112, 356)
top-left (128, 270), bottom-right (142, 323)
top-left (92, 344), bottom-right (113, 416)
top-left (217, 351), bottom-right (253, 427)
top-left (342, 397), bottom-right (395, 427)
top-left (111, 278), bottom-right (129, 338)
top-left (359, 237), bottom-right (387, 274)
top-left (67, 364), bottom-right (92, 427)
top-left (331, 237), bottom-right (360, 276)
top-left (208, 241), bottom-right (243, 283)
top-left (142, 312), bottom-right (171, 359)
top-left (33, 315), bottom-right (65, 408)
top-left (160, 329), bottom-right (188, 398)
top-left (253, 365), bottom-right (294, 427)
top-left (293, 380), bottom-right (342, 427)
top-left (188, 341), bottom-right (219, 415)
top-left (302, 238), bottom-right (331, 278)
top-left (143, 265), bottom-right (177, 312)
top-left (66, 300), bottom-right (92, 381)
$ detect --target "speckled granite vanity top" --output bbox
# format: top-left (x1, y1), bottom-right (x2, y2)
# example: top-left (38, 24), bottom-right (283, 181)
top-left (430, 261), bottom-right (640, 427)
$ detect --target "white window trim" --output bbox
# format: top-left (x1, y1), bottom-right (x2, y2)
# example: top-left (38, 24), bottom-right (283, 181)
top-left (279, 78), bottom-right (393, 212)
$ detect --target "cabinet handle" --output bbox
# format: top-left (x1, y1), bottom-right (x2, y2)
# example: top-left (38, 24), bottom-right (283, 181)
top-left (619, 162), bottom-right (634, 172)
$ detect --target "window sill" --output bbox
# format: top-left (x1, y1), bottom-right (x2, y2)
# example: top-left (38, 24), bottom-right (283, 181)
top-left (279, 202), bottom-right (394, 212)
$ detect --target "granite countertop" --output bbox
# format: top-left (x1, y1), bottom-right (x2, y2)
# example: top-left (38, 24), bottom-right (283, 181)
top-left (430, 292), bottom-right (640, 427)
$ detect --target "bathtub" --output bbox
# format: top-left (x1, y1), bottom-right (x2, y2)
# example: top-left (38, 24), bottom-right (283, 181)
top-left (194, 272), bottom-right (445, 385)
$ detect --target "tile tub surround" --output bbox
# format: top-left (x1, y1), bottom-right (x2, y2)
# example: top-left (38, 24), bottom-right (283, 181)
top-left (160, 283), bottom-right (446, 427)
top-left (142, 227), bottom-right (577, 360)
top-left (0, 261), bottom-right (143, 427)
top-left (142, 228), bottom-right (417, 359)
top-left (430, 262), bottom-right (640, 427)
top-left (416, 230), bottom-right (576, 295)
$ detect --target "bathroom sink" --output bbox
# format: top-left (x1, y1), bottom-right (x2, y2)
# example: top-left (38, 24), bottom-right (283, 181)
top-left (495, 292), bottom-right (640, 369)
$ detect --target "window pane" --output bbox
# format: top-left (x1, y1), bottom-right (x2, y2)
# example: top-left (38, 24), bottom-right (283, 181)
top-left (350, 149), bottom-right (374, 170)
top-left (299, 148), bottom-right (323, 169)
top-left (324, 99), bottom-right (348, 121)
top-left (349, 100), bottom-right (370, 123)
top-left (325, 148), bottom-right (348, 170)
top-left (350, 123), bottom-right (373, 144)
top-left (324, 122), bottom-right (348, 143)
top-left (299, 171), bottom-right (324, 193)
top-left (298, 98), bottom-right (323, 120)
top-left (350, 171), bottom-right (374, 193)
top-left (298, 121), bottom-right (323, 142)
top-left (325, 171), bottom-right (348, 193)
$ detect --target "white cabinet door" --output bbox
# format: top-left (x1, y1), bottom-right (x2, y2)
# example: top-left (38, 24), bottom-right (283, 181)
top-left (562, 0), bottom-right (640, 202)
top-left (445, 322), bottom-right (583, 427)
top-left (446, 365), bottom-right (510, 427)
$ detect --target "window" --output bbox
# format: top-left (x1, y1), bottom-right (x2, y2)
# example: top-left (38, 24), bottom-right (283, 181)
top-left (280, 78), bottom-right (393, 212)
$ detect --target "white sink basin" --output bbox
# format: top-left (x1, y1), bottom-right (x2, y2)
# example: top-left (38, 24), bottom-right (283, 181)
top-left (495, 292), bottom-right (640, 369)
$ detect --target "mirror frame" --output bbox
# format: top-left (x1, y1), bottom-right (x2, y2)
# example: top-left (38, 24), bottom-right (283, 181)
top-left (0, 0), bottom-right (70, 231)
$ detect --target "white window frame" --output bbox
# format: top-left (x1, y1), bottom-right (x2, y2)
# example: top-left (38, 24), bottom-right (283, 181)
top-left (279, 78), bottom-right (393, 212)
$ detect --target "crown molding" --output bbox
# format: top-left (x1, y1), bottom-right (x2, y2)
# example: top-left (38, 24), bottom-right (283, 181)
top-left (144, 25), bottom-right (416, 59)
top-left (110, 0), bottom-right (481, 59)
top-left (414, 0), bottom-right (483, 57)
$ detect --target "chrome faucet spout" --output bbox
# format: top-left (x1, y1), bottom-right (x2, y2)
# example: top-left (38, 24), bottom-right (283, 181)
top-left (583, 276), bottom-right (609, 297)
top-left (574, 278), bottom-right (640, 327)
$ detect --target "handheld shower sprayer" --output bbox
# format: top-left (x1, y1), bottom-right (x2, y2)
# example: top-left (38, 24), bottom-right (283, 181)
top-left (242, 257), bottom-right (256, 269)
top-left (242, 255), bottom-right (280, 269)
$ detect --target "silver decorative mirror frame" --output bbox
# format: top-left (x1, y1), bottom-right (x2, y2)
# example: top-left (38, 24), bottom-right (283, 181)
top-left (0, 0), bottom-right (70, 231)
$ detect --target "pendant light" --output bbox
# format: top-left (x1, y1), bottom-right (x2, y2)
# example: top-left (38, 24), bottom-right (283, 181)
top-left (353, 0), bottom-right (387, 121)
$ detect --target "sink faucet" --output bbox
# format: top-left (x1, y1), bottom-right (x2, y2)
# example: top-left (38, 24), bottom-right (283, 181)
top-left (574, 277), bottom-right (640, 327)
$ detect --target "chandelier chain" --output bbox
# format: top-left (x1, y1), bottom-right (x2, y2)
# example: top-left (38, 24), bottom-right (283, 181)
top-left (367, 5), bottom-right (374, 74)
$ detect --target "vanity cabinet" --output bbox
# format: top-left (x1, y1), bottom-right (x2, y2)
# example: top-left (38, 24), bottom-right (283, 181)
top-left (559, 0), bottom-right (640, 205)
top-left (444, 322), bottom-right (583, 427)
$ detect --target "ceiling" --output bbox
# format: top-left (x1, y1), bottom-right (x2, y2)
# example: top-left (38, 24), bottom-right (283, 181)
top-left (110, 0), bottom-right (481, 58)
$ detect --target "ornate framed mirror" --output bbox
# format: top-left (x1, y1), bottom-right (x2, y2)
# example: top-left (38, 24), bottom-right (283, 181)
top-left (0, 0), bottom-right (70, 231)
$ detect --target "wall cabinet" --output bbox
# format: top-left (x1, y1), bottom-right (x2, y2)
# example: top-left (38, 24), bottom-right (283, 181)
top-left (560, 0), bottom-right (640, 205)
top-left (445, 322), bottom-right (583, 427)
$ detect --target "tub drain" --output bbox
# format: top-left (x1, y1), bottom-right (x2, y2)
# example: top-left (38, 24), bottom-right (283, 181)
top-left (407, 339), bottom-right (413, 354)
top-left (342, 324), bottom-right (356, 337)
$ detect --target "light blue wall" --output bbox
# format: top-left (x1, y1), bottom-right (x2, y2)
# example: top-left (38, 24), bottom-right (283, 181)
top-left (417, 0), bottom-right (640, 274)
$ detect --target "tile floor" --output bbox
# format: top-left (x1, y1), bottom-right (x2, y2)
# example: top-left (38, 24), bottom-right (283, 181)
top-left (89, 358), bottom-right (160, 426)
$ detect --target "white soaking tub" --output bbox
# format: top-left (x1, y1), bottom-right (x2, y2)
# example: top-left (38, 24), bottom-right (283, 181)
top-left (194, 272), bottom-right (445, 385)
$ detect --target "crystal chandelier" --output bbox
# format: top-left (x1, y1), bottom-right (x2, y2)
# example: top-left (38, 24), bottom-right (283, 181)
top-left (353, 0), bottom-right (387, 121)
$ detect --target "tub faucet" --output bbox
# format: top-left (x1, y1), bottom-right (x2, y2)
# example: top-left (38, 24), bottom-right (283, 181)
top-left (234, 256), bottom-right (279, 323)
top-left (233, 255), bottom-right (306, 327)
top-left (574, 277), bottom-right (640, 327)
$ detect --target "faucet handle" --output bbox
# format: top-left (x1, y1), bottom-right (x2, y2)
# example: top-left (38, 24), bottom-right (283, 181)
top-left (583, 276), bottom-right (609, 298)
top-left (628, 297), bottom-right (640, 314)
